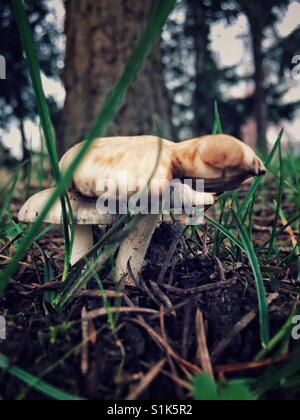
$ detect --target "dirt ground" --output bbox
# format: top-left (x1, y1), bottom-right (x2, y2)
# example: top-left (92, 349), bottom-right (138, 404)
top-left (0, 209), bottom-right (297, 400)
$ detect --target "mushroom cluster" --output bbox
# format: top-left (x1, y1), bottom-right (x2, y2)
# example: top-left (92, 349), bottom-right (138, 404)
top-left (18, 134), bottom-right (265, 285)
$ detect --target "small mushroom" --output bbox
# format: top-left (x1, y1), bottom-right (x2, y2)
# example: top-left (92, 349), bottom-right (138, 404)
top-left (18, 188), bottom-right (116, 266)
top-left (174, 134), bottom-right (266, 191)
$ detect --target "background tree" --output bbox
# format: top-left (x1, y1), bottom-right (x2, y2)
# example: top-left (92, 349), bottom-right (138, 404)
top-left (0, 0), bottom-right (61, 161)
top-left (1, 0), bottom-right (299, 157)
top-left (58, 0), bottom-right (173, 154)
top-left (163, 0), bottom-right (299, 152)
top-left (163, 0), bottom-right (247, 140)
top-left (185, 0), bottom-right (243, 137)
top-left (275, 26), bottom-right (300, 76)
top-left (237, 0), bottom-right (293, 153)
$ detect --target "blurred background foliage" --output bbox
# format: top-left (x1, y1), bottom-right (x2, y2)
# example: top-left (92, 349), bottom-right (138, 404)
top-left (0, 0), bottom-right (299, 159)
top-left (0, 0), bottom-right (61, 164)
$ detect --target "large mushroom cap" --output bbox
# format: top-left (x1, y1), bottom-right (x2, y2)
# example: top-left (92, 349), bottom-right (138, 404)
top-left (60, 136), bottom-right (174, 199)
top-left (18, 188), bottom-right (117, 225)
top-left (60, 135), bottom-right (266, 200)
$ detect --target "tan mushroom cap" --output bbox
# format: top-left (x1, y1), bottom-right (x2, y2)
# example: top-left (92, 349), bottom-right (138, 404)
top-left (60, 136), bottom-right (174, 199)
top-left (18, 188), bottom-right (117, 225)
top-left (59, 135), bottom-right (266, 199)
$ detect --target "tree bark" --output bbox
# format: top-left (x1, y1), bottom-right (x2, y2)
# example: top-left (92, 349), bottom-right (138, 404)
top-left (249, 18), bottom-right (268, 154)
top-left (186, 0), bottom-right (210, 136)
top-left (58, 0), bottom-right (172, 155)
top-left (240, 1), bottom-right (269, 154)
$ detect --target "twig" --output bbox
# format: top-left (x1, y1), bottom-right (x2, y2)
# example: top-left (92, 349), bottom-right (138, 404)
top-left (160, 307), bottom-right (174, 367)
top-left (76, 290), bottom-right (124, 299)
top-left (0, 254), bottom-right (30, 268)
top-left (141, 363), bottom-right (191, 391)
top-left (133, 317), bottom-right (201, 374)
top-left (157, 229), bottom-right (181, 284)
top-left (150, 296), bottom-right (195, 319)
top-left (126, 359), bottom-right (166, 400)
top-left (22, 280), bottom-right (62, 292)
top-left (139, 275), bottom-right (161, 307)
top-left (182, 304), bottom-right (193, 359)
top-left (81, 307), bottom-right (89, 375)
top-left (261, 266), bottom-right (286, 275)
top-left (83, 307), bottom-right (158, 321)
top-left (195, 309), bottom-right (213, 377)
top-left (150, 281), bottom-right (176, 317)
top-left (127, 259), bottom-right (140, 287)
top-left (214, 256), bottom-right (226, 283)
top-left (216, 354), bottom-right (291, 380)
top-left (29, 247), bottom-right (42, 285)
top-left (88, 318), bottom-right (97, 345)
top-left (160, 368), bottom-right (192, 391)
top-left (212, 293), bottom-right (279, 361)
top-left (159, 307), bottom-right (183, 399)
top-left (162, 279), bottom-right (234, 295)
top-left (0, 233), bottom-right (23, 255)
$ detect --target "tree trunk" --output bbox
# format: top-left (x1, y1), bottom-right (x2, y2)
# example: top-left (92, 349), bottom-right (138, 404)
top-left (240, 0), bottom-right (269, 154)
top-left (58, 0), bottom-right (172, 155)
top-left (186, 0), bottom-right (210, 136)
top-left (249, 18), bottom-right (268, 154)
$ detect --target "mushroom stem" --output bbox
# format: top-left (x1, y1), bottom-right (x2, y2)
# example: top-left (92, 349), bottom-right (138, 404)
top-left (116, 214), bottom-right (161, 286)
top-left (70, 225), bottom-right (94, 266)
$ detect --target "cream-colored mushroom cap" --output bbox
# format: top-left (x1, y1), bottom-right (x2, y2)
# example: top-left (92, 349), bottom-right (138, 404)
top-left (59, 135), bottom-right (266, 198)
top-left (59, 136), bottom-right (174, 199)
top-left (18, 188), bottom-right (116, 225)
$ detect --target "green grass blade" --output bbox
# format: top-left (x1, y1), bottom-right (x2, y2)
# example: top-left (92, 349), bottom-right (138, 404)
top-left (231, 209), bottom-right (270, 345)
top-left (254, 306), bottom-right (300, 361)
top-left (12, 0), bottom-right (60, 177)
top-left (205, 215), bottom-right (245, 252)
top-left (11, 0), bottom-right (73, 278)
top-left (55, 214), bottom-right (143, 308)
top-left (92, 270), bottom-right (116, 331)
top-left (279, 207), bottom-right (300, 282)
top-left (212, 101), bottom-right (223, 134)
top-left (254, 348), bottom-right (300, 397)
top-left (0, 354), bottom-right (85, 400)
top-left (260, 213), bottom-right (300, 251)
top-left (0, 0), bottom-right (176, 295)
top-left (268, 138), bottom-right (284, 256)
top-left (56, 244), bottom-right (119, 309)
top-left (238, 129), bottom-right (284, 217)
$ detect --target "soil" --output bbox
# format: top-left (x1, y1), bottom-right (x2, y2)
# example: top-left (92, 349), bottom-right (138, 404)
top-left (0, 209), bottom-right (298, 400)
